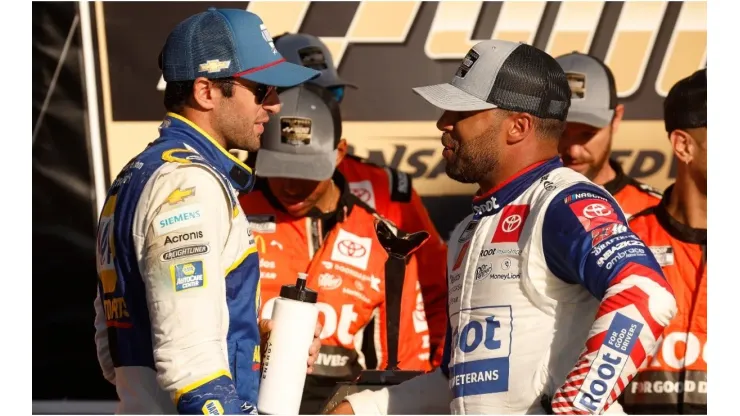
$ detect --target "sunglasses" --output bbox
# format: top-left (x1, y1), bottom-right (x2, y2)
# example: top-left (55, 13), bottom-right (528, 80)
top-left (213, 79), bottom-right (276, 104)
top-left (250, 83), bottom-right (276, 104)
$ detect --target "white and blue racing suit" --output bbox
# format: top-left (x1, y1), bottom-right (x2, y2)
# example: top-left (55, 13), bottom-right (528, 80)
top-left (94, 113), bottom-right (262, 414)
top-left (345, 157), bottom-right (677, 415)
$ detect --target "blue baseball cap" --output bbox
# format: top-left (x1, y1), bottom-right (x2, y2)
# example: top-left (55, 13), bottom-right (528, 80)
top-left (159, 8), bottom-right (320, 87)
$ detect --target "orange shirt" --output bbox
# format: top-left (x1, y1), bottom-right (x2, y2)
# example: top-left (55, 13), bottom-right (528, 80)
top-left (621, 185), bottom-right (707, 414)
top-left (604, 159), bottom-right (662, 218)
top-left (240, 175), bottom-right (432, 376)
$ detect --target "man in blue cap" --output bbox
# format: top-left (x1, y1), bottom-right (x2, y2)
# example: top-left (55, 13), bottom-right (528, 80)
top-left (93, 8), bottom-right (320, 414)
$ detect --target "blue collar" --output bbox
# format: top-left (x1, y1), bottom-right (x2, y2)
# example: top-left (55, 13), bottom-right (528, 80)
top-left (471, 157), bottom-right (562, 218)
top-left (158, 113), bottom-right (255, 192)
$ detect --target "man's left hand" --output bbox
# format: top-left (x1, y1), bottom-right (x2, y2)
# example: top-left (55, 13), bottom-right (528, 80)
top-left (259, 319), bottom-right (323, 374)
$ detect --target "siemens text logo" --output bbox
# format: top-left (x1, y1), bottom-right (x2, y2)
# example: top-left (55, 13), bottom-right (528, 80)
top-left (159, 210), bottom-right (200, 228)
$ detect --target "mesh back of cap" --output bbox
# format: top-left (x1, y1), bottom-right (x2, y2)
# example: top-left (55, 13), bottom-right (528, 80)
top-left (664, 68), bottom-right (707, 132)
top-left (488, 45), bottom-right (571, 120)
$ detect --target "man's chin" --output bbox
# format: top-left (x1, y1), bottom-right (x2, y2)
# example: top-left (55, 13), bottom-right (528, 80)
top-left (445, 166), bottom-right (478, 184)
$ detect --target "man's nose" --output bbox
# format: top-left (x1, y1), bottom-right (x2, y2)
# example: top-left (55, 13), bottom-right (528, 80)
top-left (436, 111), bottom-right (456, 132)
top-left (262, 88), bottom-right (282, 114)
top-left (563, 143), bottom-right (587, 160)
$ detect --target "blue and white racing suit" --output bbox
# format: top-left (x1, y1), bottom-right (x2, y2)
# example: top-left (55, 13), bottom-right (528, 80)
top-left (94, 113), bottom-right (262, 414)
top-left (345, 157), bottom-right (677, 415)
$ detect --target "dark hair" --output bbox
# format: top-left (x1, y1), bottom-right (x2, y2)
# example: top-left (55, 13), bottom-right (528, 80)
top-left (535, 117), bottom-right (567, 140)
top-left (495, 109), bottom-right (566, 140)
top-left (163, 78), bottom-right (235, 113)
top-left (664, 68), bottom-right (707, 133)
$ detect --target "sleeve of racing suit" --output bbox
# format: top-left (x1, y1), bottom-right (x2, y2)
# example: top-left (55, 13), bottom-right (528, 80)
top-left (94, 291), bottom-right (116, 384)
top-left (135, 164), bottom-right (250, 414)
top-left (399, 188), bottom-right (448, 363)
top-left (542, 184), bottom-right (677, 415)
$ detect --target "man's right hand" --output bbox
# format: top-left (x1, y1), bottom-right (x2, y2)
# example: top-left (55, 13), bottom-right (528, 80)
top-left (327, 401), bottom-right (355, 415)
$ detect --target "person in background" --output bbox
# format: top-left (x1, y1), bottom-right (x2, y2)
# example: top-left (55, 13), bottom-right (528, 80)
top-left (239, 83), bottom-right (437, 414)
top-left (92, 8), bottom-right (321, 414)
top-left (556, 52), bottom-right (662, 218)
top-left (268, 32), bottom-right (449, 366)
top-left (621, 68), bottom-right (707, 414)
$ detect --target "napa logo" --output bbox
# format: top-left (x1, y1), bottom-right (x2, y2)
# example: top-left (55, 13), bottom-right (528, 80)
top-left (153, 204), bottom-right (203, 236)
top-left (171, 260), bottom-right (205, 292)
top-left (202, 399), bottom-right (224, 415)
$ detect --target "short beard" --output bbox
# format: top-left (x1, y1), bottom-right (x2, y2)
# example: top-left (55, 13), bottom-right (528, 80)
top-left (214, 99), bottom-right (261, 152)
top-left (445, 126), bottom-right (500, 184)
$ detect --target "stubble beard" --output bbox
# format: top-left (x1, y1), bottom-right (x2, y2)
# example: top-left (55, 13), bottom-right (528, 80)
top-left (445, 128), bottom-right (500, 184)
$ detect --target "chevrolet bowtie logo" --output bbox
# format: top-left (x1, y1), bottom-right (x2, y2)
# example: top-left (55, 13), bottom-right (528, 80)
top-left (198, 59), bottom-right (231, 74)
top-left (165, 187), bottom-right (195, 205)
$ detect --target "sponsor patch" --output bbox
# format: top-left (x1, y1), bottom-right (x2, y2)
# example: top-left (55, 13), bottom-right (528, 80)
top-left (247, 215), bottom-right (277, 234)
top-left (566, 72), bottom-right (586, 99)
top-left (298, 46), bottom-right (328, 70)
top-left (164, 230), bottom-right (203, 245)
top-left (330, 229), bottom-right (372, 270)
top-left (449, 305), bottom-right (512, 398)
top-left (318, 273), bottom-right (343, 290)
top-left (458, 220), bottom-right (478, 243)
top-left (569, 199), bottom-right (620, 232)
top-left (198, 59), bottom-right (231, 74)
top-left (650, 246), bottom-right (675, 267)
top-left (348, 180), bottom-right (376, 209)
top-left (455, 48), bottom-right (479, 78)
top-left (164, 187), bottom-right (195, 206)
top-left (564, 191), bottom-right (609, 204)
top-left (154, 204), bottom-right (203, 236)
top-left (591, 223), bottom-right (628, 247)
top-left (171, 260), bottom-right (205, 292)
top-left (491, 205), bottom-right (530, 243)
top-left (202, 399), bottom-right (224, 415)
top-left (574, 313), bottom-right (643, 413)
top-left (280, 117), bottom-right (312, 146)
top-left (160, 244), bottom-right (209, 261)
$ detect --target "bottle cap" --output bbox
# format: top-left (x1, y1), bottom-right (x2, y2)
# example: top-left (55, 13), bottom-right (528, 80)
top-left (279, 273), bottom-right (318, 303)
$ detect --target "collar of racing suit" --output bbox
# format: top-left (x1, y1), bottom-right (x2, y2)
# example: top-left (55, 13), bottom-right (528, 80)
top-left (470, 156), bottom-right (563, 219)
top-left (159, 112), bottom-right (256, 192)
top-left (653, 184), bottom-right (707, 246)
top-left (603, 158), bottom-right (633, 196)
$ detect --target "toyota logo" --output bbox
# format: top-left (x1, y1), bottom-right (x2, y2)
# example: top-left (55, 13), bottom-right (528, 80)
top-left (501, 214), bottom-right (522, 233)
top-left (583, 203), bottom-right (612, 219)
top-left (351, 187), bottom-right (371, 202)
top-left (338, 240), bottom-right (367, 258)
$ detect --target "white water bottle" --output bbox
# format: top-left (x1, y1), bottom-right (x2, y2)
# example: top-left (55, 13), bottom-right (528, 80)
top-left (258, 272), bottom-right (319, 415)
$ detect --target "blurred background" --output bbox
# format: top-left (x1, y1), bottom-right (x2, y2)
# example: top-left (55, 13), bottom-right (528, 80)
top-left (32, 1), bottom-right (706, 412)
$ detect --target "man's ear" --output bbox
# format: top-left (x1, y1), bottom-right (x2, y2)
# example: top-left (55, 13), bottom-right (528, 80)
top-left (611, 104), bottom-right (625, 134)
top-left (506, 112), bottom-right (535, 144)
top-left (191, 77), bottom-right (217, 110)
top-left (336, 138), bottom-right (348, 165)
top-left (669, 129), bottom-right (694, 164)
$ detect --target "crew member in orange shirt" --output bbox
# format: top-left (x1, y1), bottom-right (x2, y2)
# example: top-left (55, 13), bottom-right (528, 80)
top-left (621, 68), bottom-right (707, 414)
top-left (240, 84), bottom-right (436, 414)
top-left (271, 32), bottom-right (448, 365)
top-left (556, 52), bottom-right (662, 218)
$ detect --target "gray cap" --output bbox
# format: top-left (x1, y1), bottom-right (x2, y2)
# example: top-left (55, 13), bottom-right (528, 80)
top-left (273, 33), bottom-right (358, 89)
top-left (413, 40), bottom-right (570, 120)
top-left (256, 84), bottom-right (341, 181)
top-left (555, 52), bottom-right (618, 128)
